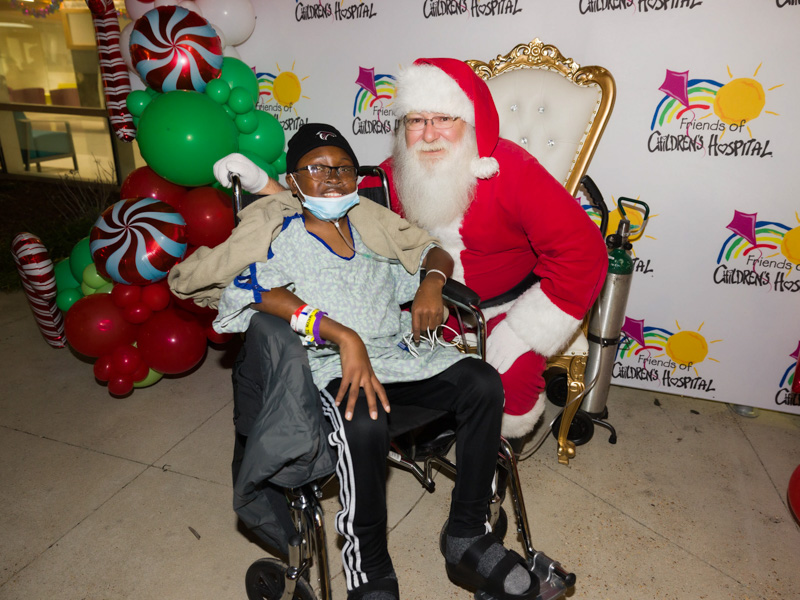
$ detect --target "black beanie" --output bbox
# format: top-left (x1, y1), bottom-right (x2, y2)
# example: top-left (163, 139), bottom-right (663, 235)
top-left (285, 123), bottom-right (360, 174)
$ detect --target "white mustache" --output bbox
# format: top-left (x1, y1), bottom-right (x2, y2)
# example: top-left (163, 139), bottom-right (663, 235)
top-left (414, 139), bottom-right (452, 153)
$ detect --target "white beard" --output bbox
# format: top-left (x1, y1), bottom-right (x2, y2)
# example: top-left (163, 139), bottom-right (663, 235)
top-left (392, 127), bottom-right (478, 231)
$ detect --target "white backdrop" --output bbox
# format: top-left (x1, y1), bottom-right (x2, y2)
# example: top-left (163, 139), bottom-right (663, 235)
top-left (230, 0), bottom-right (799, 414)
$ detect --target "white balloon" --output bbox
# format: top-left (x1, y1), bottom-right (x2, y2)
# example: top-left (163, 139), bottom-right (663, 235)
top-left (195, 0), bottom-right (255, 46)
top-left (125, 0), bottom-right (157, 22)
top-left (207, 22), bottom-right (227, 49)
top-left (153, 0), bottom-right (180, 8)
top-left (223, 45), bottom-right (241, 60)
top-left (177, 0), bottom-right (202, 16)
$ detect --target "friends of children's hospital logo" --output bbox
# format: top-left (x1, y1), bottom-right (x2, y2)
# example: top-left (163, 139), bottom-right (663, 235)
top-left (714, 210), bottom-right (800, 293)
top-left (578, 0), bottom-right (702, 13)
top-left (613, 317), bottom-right (721, 394)
top-left (352, 67), bottom-right (398, 135)
top-left (295, 0), bottom-right (378, 21)
top-left (776, 343), bottom-right (800, 406)
top-left (649, 65), bottom-right (783, 158)
top-left (421, 0), bottom-right (522, 18)
top-left (257, 62), bottom-right (310, 131)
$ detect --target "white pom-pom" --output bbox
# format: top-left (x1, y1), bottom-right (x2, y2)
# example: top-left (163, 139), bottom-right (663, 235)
top-left (470, 156), bottom-right (499, 179)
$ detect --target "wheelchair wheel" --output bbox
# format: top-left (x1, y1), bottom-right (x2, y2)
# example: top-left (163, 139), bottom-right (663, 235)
top-left (245, 558), bottom-right (316, 600)
top-left (438, 507), bottom-right (508, 556)
top-left (544, 372), bottom-right (568, 407)
top-left (550, 410), bottom-right (595, 447)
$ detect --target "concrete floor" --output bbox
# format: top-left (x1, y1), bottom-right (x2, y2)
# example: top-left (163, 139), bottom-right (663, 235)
top-left (1, 289), bottom-right (798, 600)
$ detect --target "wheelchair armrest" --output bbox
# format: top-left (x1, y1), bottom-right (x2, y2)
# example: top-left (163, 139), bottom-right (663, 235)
top-left (442, 278), bottom-right (480, 307)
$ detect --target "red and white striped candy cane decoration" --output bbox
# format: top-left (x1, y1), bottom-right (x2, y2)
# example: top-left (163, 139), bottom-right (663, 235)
top-left (86, 0), bottom-right (136, 142)
top-left (11, 233), bottom-right (66, 349)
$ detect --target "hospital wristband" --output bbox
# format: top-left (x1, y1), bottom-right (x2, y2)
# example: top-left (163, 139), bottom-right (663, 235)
top-left (312, 311), bottom-right (328, 345)
top-left (290, 304), bottom-right (309, 331)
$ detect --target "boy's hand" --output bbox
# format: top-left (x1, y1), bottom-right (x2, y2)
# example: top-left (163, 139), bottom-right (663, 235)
top-left (411, 274), bottom-right (446, 343)
top-left (334, 329), bottom-right (390, 421)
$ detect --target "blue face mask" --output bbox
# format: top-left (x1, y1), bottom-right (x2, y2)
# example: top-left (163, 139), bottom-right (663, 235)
top-left (292, 175), bottom-right (360, 221)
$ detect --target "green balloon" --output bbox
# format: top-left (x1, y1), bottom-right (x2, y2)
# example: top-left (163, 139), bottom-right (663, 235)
top-left (96, 282), bottom-right (114, 294)
top-left (54, 258), bottom-right (79, 291)
top-left (238, 110), bottom-right (285, 165)
top-left (272, 151), bottom-right (287, 175)
top-left (69, 237), bottom-right (93, 282)
top-left (82, 263), bottom-right (109, 289)
top-left (205, 78), bottom-right (230, 104)
top-left (56, 288), bottom-right (83, 313)
top-left (228, 87), bottom-right (255, 114)
top-left (81, 281), bottom-right (96, 296)
top-left (133, 368), bottom-right (164, 388)
top-left (137, 91), bottom-right (239, 186)
top-left (126, 90), bottom-right (151, 117)
top-left (220, 57), bottom-right (259, 103)
top-left (235, 110), bottom-right (259, 134)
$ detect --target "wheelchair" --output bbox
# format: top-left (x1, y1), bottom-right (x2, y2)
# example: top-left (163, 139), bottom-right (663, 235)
top-left (229, 173), bottom-right (576, 600)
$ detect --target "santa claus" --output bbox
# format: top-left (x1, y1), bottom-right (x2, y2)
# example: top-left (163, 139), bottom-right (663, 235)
top-left (361, 57), bottom-right (608, 443)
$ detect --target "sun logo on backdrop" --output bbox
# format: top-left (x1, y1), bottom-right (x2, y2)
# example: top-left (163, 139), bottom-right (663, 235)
top-left (652, 64), bottom-right (782, 137)
top-left (711, 64), bottom-right (782, 137)
top-left (257, 61), bottom-right (310, 116)
top-left (780, 213), bottom-right (800, 265)
top-left (583, 195), bottom-right (657, 254)
top-left (663, 321), bottom-right (722, 376)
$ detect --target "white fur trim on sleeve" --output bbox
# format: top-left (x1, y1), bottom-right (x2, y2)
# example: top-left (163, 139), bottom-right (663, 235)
top-left (501, 393), bottom-right (546, 439)
top-left (503, 282), bottom-right (582, 358)
top-left (470, 156), bottom-right (499, 179)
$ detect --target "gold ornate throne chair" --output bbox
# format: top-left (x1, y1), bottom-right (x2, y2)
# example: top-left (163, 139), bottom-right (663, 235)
top-left (467, 38), bottom-right (616, 465)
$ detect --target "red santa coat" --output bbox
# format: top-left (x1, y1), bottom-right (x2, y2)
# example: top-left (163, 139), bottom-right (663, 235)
top-left (361, 139), bottom-right (607, 437)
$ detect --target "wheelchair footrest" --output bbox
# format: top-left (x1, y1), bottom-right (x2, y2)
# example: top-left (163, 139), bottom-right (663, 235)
top-left (474, 550), bottom-right (573, 600)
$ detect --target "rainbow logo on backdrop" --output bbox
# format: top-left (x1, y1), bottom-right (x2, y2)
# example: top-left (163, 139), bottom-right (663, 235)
top-left (712, 210), bottom-right (800, 293)
top-left (352, 67), bottom-right (398, 135)
top-left (776, 342), bottom-right (799, 407)
top-left (613, 316), bottom-right (721, 394)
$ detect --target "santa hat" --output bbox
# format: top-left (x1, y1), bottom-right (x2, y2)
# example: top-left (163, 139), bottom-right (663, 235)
top-left (395, 57), bottom-right (500, 179)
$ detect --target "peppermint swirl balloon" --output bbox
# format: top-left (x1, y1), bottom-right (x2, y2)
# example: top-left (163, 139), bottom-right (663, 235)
top-left (130, 5), bottom-right (223, 93)
top-left (90, 199), bottom-right (187, 285)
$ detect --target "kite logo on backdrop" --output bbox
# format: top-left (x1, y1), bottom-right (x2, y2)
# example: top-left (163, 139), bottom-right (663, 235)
top-left (613, 317), bottom-right (720, 393)
top-left (256, 63), bottom-right (310, 131)
top-left (579, 0), bottom-right (702, 13)
top-left (775, 343), bottom-right (800, 406)
top-left (422, 0), bottom-right (522, 18)
top-left (352, 67), bottom-right (399, 136)
top-left (295, 0), bottom-right (378, 21)
top-left (649, 66), bottom-right (783, 158)
top-left (714, 210), bottom-right (800, 293)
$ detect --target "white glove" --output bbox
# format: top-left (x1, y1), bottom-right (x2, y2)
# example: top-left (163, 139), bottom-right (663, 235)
top-left (213, 152), bottom-right (270, 193)
top-left (485, 320), bottom-right (531, 375)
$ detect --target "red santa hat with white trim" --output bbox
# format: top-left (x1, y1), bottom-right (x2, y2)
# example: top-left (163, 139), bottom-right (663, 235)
top-left (394, 57), bottom-right (500, 179)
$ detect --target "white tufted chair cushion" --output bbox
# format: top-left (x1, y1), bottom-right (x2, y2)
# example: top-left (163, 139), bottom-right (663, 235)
top-left (485, 68), bottom-right (601, 189)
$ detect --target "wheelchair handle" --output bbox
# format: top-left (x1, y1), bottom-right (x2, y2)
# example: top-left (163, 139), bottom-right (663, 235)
top-left (231, 173), bottom-right (243, 226)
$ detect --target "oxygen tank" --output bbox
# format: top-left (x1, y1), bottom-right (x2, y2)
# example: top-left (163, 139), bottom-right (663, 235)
top-left (581, 198), bottom-right (648, 415)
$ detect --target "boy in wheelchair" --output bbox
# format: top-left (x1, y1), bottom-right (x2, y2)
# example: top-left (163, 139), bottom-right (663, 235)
top-left (207, 124), bottom-right (540, 600)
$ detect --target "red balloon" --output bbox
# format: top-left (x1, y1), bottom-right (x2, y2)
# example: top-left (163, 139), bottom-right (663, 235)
top-left (111, 284), bottom-right (142, 309)
top-left (120, 166), bottom-right (186, 210)
top-left (171, 291), bottom-right (216, 316)
top-left (108, 374), bottom-right (134, 396)
top-left (132, 361), bottom-right (150, 382)
top-left (65, 294), bottom-right (138, 358)
top-left (111, 344), bottom-right (144, 375)
top-left (180, 187), bottom-right (234, 248)
top-left (94, 354), bottom-right (113, 382)
top-left (789, 464), bottom-right (800, 522)
top-left (137, 308), bottom-right (207, 374)
top-left (141, 281), bottom-right (171, 311)
top-left (205, 324), bottom-right (233, 345)
top-left (123, 302), bottom-right (152, 324)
